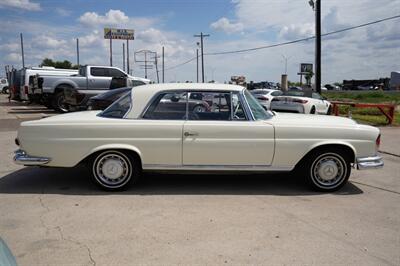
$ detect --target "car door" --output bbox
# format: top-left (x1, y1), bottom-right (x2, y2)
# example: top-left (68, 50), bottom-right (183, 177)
top-left (312, 92), bottom-right (328, 113)
top-left (140, 91), bottom-right (187, 166)
top-left (182, 91), bottom-right (274, 166)
top-left (88, 67), bottom-right (112, 91)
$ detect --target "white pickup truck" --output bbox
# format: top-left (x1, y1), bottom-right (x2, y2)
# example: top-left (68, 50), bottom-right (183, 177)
top-left (31, 65), bottom-right (149, 112)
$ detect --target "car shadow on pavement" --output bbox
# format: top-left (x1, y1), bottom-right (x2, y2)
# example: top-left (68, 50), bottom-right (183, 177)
top-left (0, 166), bottom-right (363, 196)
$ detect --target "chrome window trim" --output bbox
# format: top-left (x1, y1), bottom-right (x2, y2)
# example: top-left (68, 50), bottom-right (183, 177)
top-left (140, 89), bottom-right (251, 121)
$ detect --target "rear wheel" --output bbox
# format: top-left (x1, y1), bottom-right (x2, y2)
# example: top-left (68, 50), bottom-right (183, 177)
top-left (310, 106), bottom-right (316, 114)
top-left (52, 91), bottom-right (70, 113)
top-left (299, 148), bottom-right (351, 192)
top-left (91, 150), bottom-right (140, 191)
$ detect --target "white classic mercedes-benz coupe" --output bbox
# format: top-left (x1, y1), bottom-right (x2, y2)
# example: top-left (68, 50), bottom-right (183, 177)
top-left (14, 83), bottom-right (383, 192)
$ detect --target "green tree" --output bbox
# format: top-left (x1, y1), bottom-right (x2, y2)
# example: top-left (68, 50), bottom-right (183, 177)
top-left (305, 70), bottom-right (314, 86)
top-left (40, 58), bottom-right (78, 69)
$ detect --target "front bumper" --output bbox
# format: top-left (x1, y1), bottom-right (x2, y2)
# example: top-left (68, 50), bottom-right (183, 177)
top-left (13, 149), bottom-right (50, 166)
top-left (356, 155), bottom-right (384, 170)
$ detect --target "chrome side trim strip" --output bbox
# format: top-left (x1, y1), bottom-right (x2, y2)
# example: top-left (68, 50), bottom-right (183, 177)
top-left (13, 149), bottom-right (50, 166)
top-left (142, 164), bottom-right (293, 172)
top-left (356, 155), bottom-right (384, 170)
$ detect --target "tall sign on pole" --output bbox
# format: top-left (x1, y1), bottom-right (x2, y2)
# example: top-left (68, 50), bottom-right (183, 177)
top-left (104, 28), bottom-right (134, 69)
top-left (162, 46), bottom-right (165, 83)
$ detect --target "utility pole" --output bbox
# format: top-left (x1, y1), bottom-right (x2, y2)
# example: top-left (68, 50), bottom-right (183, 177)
top-left (76, 38), bottom-right (80, 66)
top-left (196, 43), bottom-right (199, 82)
top-left (162, 46), bottom-right (165, 83)
top-left (154, 54), bottom-right (160, 83)
top-left (281, 54), bottom-right (292, 74)
top-left (126, 39), bottom-right (130, 74)
top-left (134, 50), bottom-right (156, 80)
top-left (315, 0), bottom-right (321, 93)
top-left (122, 43), bottom-right (125, 72)
top-left (194, 32), bottom-right (210, 83)
top-left (109, 38), bottom-right (113, 66)
top-left (20, 33), bottom-right (25, 68)
top-left (310, 0), bottom-right (322, 93)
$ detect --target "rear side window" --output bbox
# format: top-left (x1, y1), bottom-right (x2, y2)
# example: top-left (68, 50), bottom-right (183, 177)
top-left (271, 91), bottom-right (283, 96)
top-left (99, 92), bottom-right (132, 119)
top-left (143, 92), bottom-right (187, 120)
top-left (91, 67), bottom-right (109, 77)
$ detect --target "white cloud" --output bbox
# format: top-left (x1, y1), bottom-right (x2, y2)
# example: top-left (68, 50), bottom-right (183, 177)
top-left (279, 23), bottom-right (314, 40)
top-left (210, 17), bottom-right (244, 34)
top-left (0, 42), bottom-right (20, 52)
top-left (78, 30), bottom-right (102, 47)
top-left (79, 9), bottom-right (129, 27)
top-left (0, 0), bottom-right (41, 11)
top-left (32, 35), bottom-right (67, 49)
top-left (78, 9), bottom-right (156, 30)
top-left (55, 7), bottom-right (71, 17)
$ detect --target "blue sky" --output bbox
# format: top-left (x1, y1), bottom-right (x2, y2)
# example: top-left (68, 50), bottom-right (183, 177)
top-left (0, 0), bottom-right (399, 83)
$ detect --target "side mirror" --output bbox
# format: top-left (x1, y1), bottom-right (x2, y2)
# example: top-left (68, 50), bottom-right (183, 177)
top-left (322, 96), bottom-right (327, 100)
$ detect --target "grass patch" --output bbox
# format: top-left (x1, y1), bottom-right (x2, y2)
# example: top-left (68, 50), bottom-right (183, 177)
top-left (322, 91), bottom-right (400, 104)
top-left (323, 91), bottom-right (400, 126)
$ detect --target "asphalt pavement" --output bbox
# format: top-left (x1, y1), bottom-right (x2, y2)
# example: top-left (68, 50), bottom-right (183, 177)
top-left (0, 95), bottom-right (399, 265)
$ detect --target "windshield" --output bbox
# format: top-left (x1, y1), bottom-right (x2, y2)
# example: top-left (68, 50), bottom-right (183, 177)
top-left (99, 91), bottom-right (132, 118)
top-left (244, 90), bottom-right (272, 120)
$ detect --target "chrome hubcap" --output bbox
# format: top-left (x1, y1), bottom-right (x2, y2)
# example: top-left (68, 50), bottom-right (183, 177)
top-left (312, 154), bottom-right (346, 188)
top-left (94, 152), bottom-right (131, 187)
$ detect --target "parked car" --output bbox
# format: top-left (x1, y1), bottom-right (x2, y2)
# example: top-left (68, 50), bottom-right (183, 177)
top-left (14, 83), bottom-right (383, 192)
top-left (288, 86), bottom-right (303, 91)
top-left (21, 67), bottom-right (78, 102)
top-left (271, 90), bottom-right (331, 114)
top-left (0, 78), bottom-right (9, 94)
top-left (87, 87), bottom-right (132, 110)
top-left (30, 65), bottom-right (149, 112)
top-left (250, 89), bottom-right (283, 110)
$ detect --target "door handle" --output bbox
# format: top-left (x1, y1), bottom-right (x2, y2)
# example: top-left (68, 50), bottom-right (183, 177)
top-left (184, 131), bottom-right (199, 137)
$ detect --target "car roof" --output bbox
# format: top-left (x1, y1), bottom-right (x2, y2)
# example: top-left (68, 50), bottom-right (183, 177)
top-left (127, 83), bottom-right (245, 118)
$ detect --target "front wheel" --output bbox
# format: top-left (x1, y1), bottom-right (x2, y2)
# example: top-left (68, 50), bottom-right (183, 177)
top-left (310, 106), bottom-right (316, 114)
top-left (91, 150), bottom-right (140, 191)
top-left (300, 149), bottom-right (351, 192)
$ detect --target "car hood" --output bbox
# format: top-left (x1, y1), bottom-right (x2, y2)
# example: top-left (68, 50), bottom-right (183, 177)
top-left (20, 111), bottom-right (103, 126)
top-left (270, 112), bottom-right (358, 127)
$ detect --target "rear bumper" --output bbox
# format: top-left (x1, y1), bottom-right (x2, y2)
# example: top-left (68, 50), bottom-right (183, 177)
top-left (356, 155), bottom-right (384, 170)
top-left (13, 149), bottom-right (50, 166)
top-left (270, 102), bottom-right (304, 113)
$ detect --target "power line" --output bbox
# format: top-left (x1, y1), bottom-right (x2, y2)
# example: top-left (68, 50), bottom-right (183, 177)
top-left (207, 14), bottom-right (400, 55)
top-left (164, 14), bottom-right (400, 72)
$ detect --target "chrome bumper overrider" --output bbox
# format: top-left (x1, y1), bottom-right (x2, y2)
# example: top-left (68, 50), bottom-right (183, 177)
top-left (356, 155), bottom-right (384, 170)
top-left (13, 149), bottom-right (50, 166)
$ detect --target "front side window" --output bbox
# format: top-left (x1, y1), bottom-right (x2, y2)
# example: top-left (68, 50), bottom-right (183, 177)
top-left (244, 90), bottom-right (271, 120)
top-left (143, 92), bottom-right (187, 120)
top-left (109, 68), bottom-right (126, 77)
top-left (99, 92), bottom-right (131, 118)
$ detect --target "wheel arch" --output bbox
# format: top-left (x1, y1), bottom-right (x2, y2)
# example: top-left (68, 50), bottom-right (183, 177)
top-left (296, 142), bottom-right (356, 168)
top-left (79, 144), bottom-right (143, 168)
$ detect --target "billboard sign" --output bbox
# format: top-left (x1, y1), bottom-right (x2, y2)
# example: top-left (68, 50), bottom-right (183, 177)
top-left (299, 63), bottom-right (313, 74)
top-left (104, 28), bottom-right (134, 40)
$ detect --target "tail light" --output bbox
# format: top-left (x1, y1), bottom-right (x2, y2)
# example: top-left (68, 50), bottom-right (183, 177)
top-left (24, 85), bottom-right (28, 94)
top-left (272, 98), bottom-right (281, 102)
top-left (376, 134), bottom-right (381, 148)
top-left (292, 98), bottom-right (308, 104)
